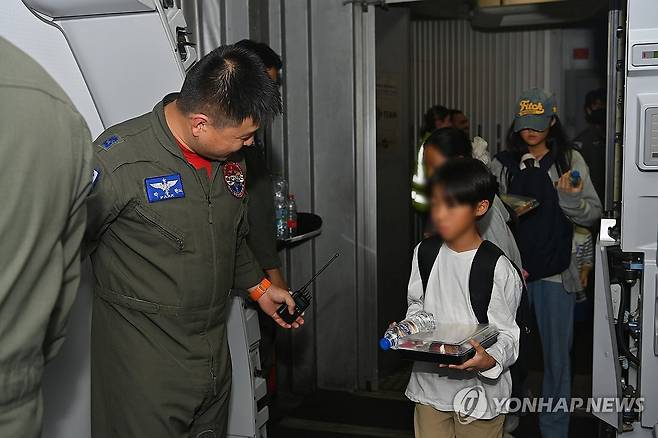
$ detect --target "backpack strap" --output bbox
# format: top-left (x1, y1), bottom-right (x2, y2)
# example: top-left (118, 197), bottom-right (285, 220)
top-left (468, 240), bottom-right (505, 324)
top-left (494, 151), bottom-right (521, 189)
top-left (418, 235), bottom-right (443, 292)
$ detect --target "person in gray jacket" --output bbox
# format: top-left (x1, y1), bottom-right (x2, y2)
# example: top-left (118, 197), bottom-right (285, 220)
top-left (0, 37), bottom-right (93, 438)
top-left (491, 88), bottom-right (602, 438)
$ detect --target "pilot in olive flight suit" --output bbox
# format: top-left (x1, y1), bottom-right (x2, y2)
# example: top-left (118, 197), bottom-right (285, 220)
top-left (85, 45), bottom-right (302, 438)
top-left (0, 37), bottom-right (93, 438)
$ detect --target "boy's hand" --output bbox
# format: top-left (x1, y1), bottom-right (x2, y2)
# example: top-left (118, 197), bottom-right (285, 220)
top-left (447, 340), bottom-right (496, 372)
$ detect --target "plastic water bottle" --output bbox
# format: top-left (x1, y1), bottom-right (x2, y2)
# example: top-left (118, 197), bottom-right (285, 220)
top-left (273, 176), bottom-right (289, 239)
top-left (286, 194), bottom-right (298, 237)
top-left (275, 194), bottom-right (288, 239)
top-left (379, 311), bottom-right (436, 351)
top-left (570, 170), bottom-right (581, 186)
top-left (273, 176), bottom-right (288, 199)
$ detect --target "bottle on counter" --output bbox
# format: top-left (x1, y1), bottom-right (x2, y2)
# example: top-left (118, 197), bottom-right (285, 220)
top-left (286, 194), bottom-right (298, 237)
top-left (273, 175), bottom-right (288, 199)
top-left (275, 193), bottom-right (288, 239)
top-left (273, 175), bottom-right (289, 239)
top-left (379, 311), bottom-right (436, 351)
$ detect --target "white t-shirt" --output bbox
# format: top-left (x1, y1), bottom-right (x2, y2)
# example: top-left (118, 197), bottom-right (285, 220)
top-left (405, 242), bottom-right (522, 419)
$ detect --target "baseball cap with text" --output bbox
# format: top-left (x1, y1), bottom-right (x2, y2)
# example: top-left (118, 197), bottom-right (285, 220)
top-left (513, 88), bottom-right (557, 132)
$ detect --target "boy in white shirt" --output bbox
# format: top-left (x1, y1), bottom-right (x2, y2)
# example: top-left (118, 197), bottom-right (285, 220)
top-left (405, 158), bottom-right (523, 438)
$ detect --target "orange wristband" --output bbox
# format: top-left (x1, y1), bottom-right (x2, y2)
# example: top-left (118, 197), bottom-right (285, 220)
top-left (249, 278), bottom-right (271, 301)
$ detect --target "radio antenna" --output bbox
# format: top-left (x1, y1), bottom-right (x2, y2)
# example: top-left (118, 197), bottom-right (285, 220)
top-left (299, 253), bottom-right (340, 292)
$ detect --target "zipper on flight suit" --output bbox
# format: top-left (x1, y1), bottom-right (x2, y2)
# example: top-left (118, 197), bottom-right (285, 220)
top-left (186, 163), bottom-right (221, 397)
top-left (205, 166), bottom-right (219, 396)
top-left (175, 158), bottom-right (221, 397)
top-left (134, 204), bottom-right (184, 251)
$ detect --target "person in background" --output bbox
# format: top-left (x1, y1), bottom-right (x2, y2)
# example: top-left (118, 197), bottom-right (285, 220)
top-left (449, 108), bottom-right (470, 134)
top-left (0, 37), bottom-right (93, 438)
top-left (423, 128), bottom-right (521, 269)
top-left (491, 88), bottom-right (602, 438)
top-left (235, 39), bottom-right (287, 393)
top-left (574, 88), bottom-right (606, 204)
top-left (412, 105), bottom-right (453, 213)
top-left (450, 108), bottom-right (490, 165)
top-left (573, 225), bottom-right (594, 303)
top-left (406, 158), bottom-right (522, 438)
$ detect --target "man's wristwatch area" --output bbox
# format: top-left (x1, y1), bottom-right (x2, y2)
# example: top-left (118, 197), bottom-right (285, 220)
top-left (249, 278), bottom-right (272, 301)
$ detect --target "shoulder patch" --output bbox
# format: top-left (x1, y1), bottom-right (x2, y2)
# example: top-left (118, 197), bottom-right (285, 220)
top-left (100, 134), bottom-right (122, 150)
top-left (145, 173), bottom-right (185, 203)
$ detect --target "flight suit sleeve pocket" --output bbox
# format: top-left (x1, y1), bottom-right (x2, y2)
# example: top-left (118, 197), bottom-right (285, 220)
top-left (132, 201), bottom-right (185, 252)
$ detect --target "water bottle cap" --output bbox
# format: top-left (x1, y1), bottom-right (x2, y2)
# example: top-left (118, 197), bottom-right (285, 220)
top-left (572, 170), bottom-right (580, 178)
top-left (379, 338), bottom-right (392, 350)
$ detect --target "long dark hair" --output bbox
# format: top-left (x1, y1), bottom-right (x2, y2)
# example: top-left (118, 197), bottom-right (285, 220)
top-left (505, 116), bottom-right (572, 172)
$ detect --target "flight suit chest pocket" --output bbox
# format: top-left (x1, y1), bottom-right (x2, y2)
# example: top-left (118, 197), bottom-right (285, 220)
top-left (132, 201), bottom-right (185, 252)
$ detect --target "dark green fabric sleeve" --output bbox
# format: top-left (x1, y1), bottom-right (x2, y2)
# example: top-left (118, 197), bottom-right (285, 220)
top-left (244, 147), bottom-right (281, 270)
top-left (233, 201), bottom-right (266, 290)
top-left (43, 116), bottom-right (94, 362)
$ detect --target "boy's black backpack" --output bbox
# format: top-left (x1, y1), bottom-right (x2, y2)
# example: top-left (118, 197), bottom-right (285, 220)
top-left (495, 150), bottom-right (573, 282)
top-left (417, 236), bottom-right (530, 399)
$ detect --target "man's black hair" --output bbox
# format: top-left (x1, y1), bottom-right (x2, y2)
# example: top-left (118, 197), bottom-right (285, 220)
top-left (425, 127), bottom-right (472, 159)
top-left (234, 39), bottom-right (283, 70)
top-left (585, 88), bottom-right (606, 109)
top-left (429, 157), bottom-right (497, 210)
top-left (177, 44), bottom-right (282, 127)
top-left (421, 105), bottom-right (451, 136)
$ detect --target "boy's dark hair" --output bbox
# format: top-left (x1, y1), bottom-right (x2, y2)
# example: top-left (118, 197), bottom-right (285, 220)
top-left (421, 105), bottom-right (451, 136)
top-left (505, 115), bottom-right (572, 172)
top-left (425, 127), bottom-right (472, 159)
top-left (584, 88), bottom-right (606, 109)
top-left (178, 45), bottom-right (282, 127)
top-left (234, 39), bottom-right (283, 70)
top-left (430, 157), bottom-right (497, 211)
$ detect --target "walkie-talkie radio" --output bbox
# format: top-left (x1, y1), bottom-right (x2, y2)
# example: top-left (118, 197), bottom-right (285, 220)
top-left (276, 253), bottom-right (340, 324)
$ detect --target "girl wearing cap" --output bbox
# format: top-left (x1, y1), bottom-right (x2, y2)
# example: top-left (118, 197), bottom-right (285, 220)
top-left (490, 88), bottom-right (602, 438)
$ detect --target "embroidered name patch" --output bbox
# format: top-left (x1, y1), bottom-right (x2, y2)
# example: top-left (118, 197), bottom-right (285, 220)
top-left (223, 162), bottom-right (245, 198)
top-left (144, 173), bottom-right (185, 203)
top-left (100, 134), bottom-right (121, 150)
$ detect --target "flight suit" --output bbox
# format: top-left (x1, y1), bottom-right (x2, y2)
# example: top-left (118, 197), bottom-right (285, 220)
top-left (0, 38), bottom-right (93, 438)
top-left (86, 94), bottom-right (264, 438)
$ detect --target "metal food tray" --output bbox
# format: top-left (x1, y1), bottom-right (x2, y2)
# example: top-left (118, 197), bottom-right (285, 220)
top-left (397, 323), bottom-right (499, 365)
top-left (500, 193), bottom-right (539, 217)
